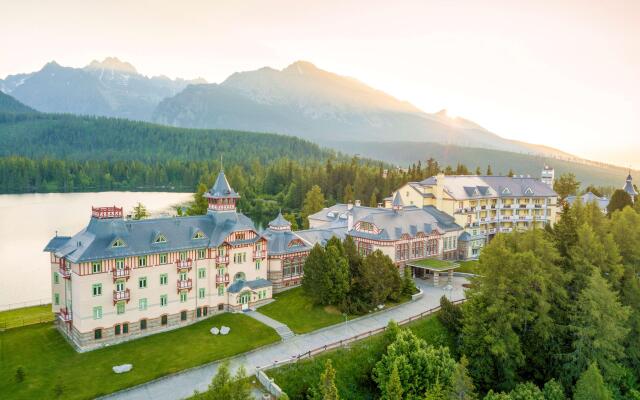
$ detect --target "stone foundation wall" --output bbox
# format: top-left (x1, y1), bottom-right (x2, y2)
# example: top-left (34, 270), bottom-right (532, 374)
top-left (58, 305), bottom-right (227, 352)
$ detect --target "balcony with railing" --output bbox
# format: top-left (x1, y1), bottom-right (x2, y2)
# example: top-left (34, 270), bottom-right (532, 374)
top-left (113, 288), bottom-right (131, 304)
top-left (176, 259), bottom-right (193, 271)
top-left (59, 307), bottom-right (72, 322)
top-left (59, 265), bottom-right (71, 279)
top-left (112, 266), bottom-right (131, 281)
top-left (253, 250), bottom-right (265, 260)
top-left (216, 255), bottom-right (229, 265)
top-left (177, 278), bottom-right (193, 292)
top-left (216, 274), bottom-right (230, 285)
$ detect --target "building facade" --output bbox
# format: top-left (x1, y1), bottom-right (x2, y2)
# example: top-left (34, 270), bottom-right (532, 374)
top-left (391, 173), bottom-right (558, 258)
top-left (45, 171), bottom-right (273, 351)
top-left (308, 194), bottom-right (464, 267)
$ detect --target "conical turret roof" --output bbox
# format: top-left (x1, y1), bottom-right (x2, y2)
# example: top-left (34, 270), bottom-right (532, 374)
top-left (205, 171), bottom-right (240, 199)
top-left (268, 212), bottom-right (291, 231)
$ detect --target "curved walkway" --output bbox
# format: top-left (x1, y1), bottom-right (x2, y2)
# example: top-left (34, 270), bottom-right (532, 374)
top-left (244, 310), bottom-right (295, 340)
top-left (101, 277), bottom-right (467, 400)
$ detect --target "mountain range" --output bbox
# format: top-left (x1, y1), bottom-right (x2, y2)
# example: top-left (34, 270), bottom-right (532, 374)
top-left (0, 57), bottom-right (626, 176)
top-left (0, 57), bottom-right (205, 121)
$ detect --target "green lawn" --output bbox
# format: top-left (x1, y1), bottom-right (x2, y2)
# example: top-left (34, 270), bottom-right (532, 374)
top-left (268, 314), bottom-right (454, 400)
top-left (0, 313), bottom-right (280, 400)
top-left (456, 260), bottom-right (480, 274)
top-left (410, 258), bottom-right (458, 270)
top-left (0, 305), bottom-right (54, 330)
top-left (259, 287), bottom-right (412, 335)
top-left (258, 287), bottom-right (346, 334)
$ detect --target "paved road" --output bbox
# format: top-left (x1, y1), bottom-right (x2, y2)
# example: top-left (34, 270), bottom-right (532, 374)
top-left (101, 277), bottom-right (467, 400)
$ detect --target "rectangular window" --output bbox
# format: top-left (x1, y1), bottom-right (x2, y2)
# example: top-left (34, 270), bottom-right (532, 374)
top-left (92, 283), bottom-right (102, 297)
top-left (179, 271), bottom-right (187, 281)
top-left (161, 314), bottom-right (168, 325)
top-left (138, 256), bottom-right (147, 267)
top-left (139, 277), bottom-right (147, 289)
top-left (116, 258), bottom-right (125, 269)
top-left (198, 268), bottom-right (206, 279)
top-left (159, 253), bottom-right (168, 264)
top-left (181, 310), bottom-right (187, 321)
top-left (197, 249), bottom-right (206, 260)
top-left (140, 319), bottom-right (147, 330)
top-left (94, 328), bottom-right (102, 340)
top-left (218, 285), bottom-right (224, 296)
top-left (115, 280), bottom-right (125, 292)
top-left (180, 292), bottom-right (187, 303)
top-left (199, 288), bottom-right (205, 299)
top-left (53, 272), bottom-right (59, 284)
top-left (115, 324), bottom-right (121, 335)
top-left (54, 293), bottom-right (60, 305)
top-left (93, 306), bottom-right (102, 320)
top-left (116, 302), bottom-right (125, 315)
top-left (242, 253), bottom-right (246, 262)
top-left (160, 273), bottom-right (168, 285)
top-left (160, 294), bottom-right (168, 307)
top-left (92, 261), bottom-right (101, 273)
top-left (139, 298), bottom-right (148, 311)
top-left (255, 260), bottom-right (261, 270)
top-left (123, 323), bottom-right (129, 334)
top-left (180, 251), bottom-right (187, 261)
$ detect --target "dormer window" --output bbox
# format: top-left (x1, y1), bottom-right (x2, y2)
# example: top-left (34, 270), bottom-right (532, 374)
top-left (502, 188), bottom-right (511, 195)
top-left (288, 239), bottom-right (305, 248)
top-left (193, 231), bottom-right (206, 240)
top-left (473, 188), bottom-right (480, 196)
top-left (112, 238), bottom-right (126, 248)
top-left (154, 234), bottom-right (167, 243)
top-left (524, 187), bottom-right (534, 195)
top-left (359, 222), bottom-right (375, 232)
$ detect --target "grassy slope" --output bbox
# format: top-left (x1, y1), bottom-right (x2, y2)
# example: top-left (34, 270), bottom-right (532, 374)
top-left (0, 305), bottom-right (53, 329)
top-left (0, 313), bottom-right (279, 400)
top-left (268, 315), bottom-right (453, 400)
top-left (332, 141), bottom-right (637, 188)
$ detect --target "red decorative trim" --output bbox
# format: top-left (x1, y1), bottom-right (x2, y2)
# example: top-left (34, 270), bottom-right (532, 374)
top-left (92, 206), bottom-right (123, 219)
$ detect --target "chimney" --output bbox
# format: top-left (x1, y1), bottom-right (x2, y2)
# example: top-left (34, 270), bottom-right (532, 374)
top-left (347, 213), bottom-right (353, 231)
top-left (347, 201), bottom-right (353, 210)
top-left (355, 199), bottom-right (361, 207)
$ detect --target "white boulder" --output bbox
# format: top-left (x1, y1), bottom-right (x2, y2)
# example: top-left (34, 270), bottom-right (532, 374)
top-left (113, 364), bottom-right (133, 374)
top-left (220, 326), bottom-right (231, 335)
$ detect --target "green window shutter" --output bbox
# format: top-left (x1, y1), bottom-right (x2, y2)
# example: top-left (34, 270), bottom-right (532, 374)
top-left (54, 293), bottom-right (60, 305)
top-left (53, 272), bottom-right (59, 284)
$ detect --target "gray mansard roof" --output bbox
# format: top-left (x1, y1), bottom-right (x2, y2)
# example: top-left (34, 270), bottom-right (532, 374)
top-left (45, 210), bottom-right (258, 263)
top-left (566, 192), bottom-right (609, 212)
top-left (417, 175), bottom-right (557, 199)
top-left (309, 203), bottom-right (461, 242)
top-left (261, 228), bottom-right (312, 255)
top-left (349, 205), bottom-right (462, 241)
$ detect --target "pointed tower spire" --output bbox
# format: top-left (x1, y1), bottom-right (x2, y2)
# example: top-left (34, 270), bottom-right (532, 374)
top-left (204, 170), bottom-right (240, 212)
top-left (392, 191), bottom-right (404, 212)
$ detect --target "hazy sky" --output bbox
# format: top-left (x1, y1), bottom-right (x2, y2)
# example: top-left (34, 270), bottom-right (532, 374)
top-left (2, 0), bottom-right (638, 168)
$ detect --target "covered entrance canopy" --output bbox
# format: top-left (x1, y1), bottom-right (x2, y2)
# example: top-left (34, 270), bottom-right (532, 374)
top-left (407, 258), bottom-right (460, 286)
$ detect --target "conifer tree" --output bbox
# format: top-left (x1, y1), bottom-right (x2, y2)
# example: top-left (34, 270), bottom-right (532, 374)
top-left (132, 202), bottom-right (149, 220)
top-left (486, 165), bottom-right (493, 176)
top-left (566, 272), bottom-right (630, 383)
top-left (573, 363), bottom-right (612, 400)
top-left (385, 363), bottom-right (403, 400)
top-left (302, 185), bottom-right (325, 228)
top-left (320, 360), bottom-right (340, 400)
top-left (449, 356), bottom-right (477, 400)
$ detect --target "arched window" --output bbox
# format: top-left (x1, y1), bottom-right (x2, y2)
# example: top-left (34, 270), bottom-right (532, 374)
top-left (234, 272), bottom-right (246, 282)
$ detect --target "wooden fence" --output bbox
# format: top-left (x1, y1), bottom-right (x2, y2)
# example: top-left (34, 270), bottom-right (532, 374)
top-left (256, 298), bottom-right (466, 398)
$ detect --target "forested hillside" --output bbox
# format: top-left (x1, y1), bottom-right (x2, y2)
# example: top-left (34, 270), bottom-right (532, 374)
top-left (0, 92), bottom-right (35, 114)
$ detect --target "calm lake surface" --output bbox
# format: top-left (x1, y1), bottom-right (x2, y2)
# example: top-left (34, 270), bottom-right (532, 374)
top-left (0, 192), bottom-right (193, 308)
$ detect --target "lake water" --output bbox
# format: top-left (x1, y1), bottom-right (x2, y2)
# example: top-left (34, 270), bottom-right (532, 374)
top-left (0, 192), bottom-right (193, 308)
